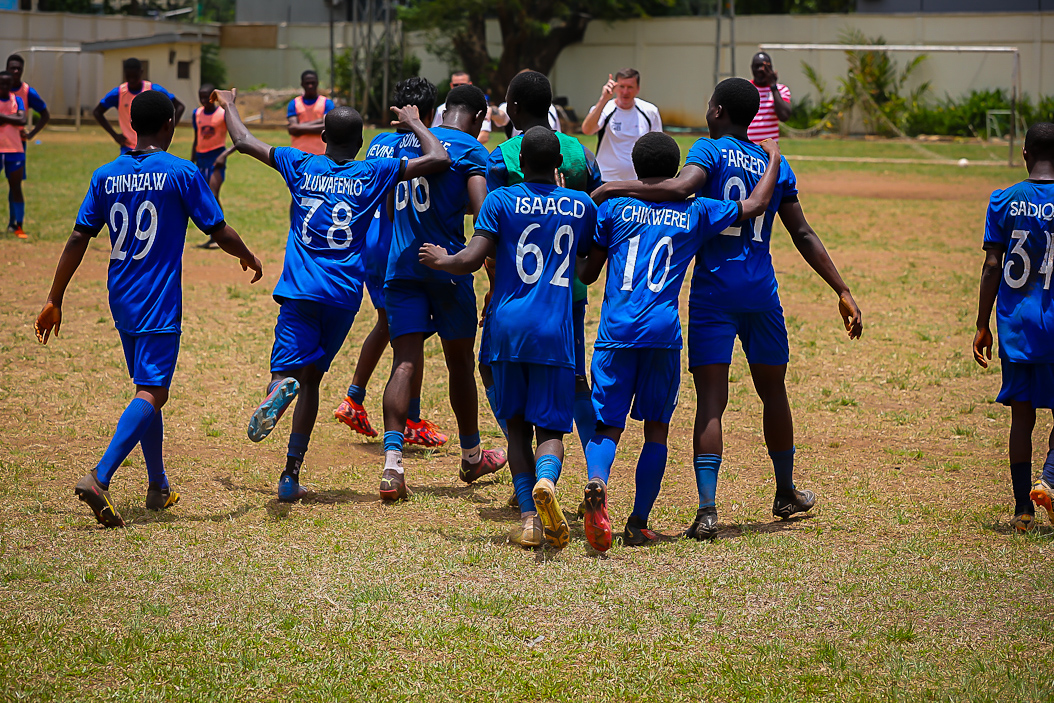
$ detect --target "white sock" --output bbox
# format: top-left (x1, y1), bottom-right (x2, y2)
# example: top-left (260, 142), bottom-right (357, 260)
top-left (462, 444), bottom-right (482, 464)
top-left (385, 449), bottom-right (404, 474)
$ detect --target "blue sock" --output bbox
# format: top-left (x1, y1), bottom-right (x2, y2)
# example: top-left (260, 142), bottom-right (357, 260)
top-left (771, 446), bottom-right (796, 495)
top-left (573, 389), bottom-right (597, 453)
top-left (347, 384), bottom-right (366, 404)
top-left (11, 199), bottom-right (24, 226)
top-left (408, 397), bottom-right (421, 423)
top-left (1042, 449), bottom-right (1054, 487)
top-left (384, 430), bottom-right (404, 453)
top-left (536, 454), bottom-right (562, 485)
top-left (484, 384), bottom-right (509, 439)
top-left (460, 432), bottom-right (481, 451)
top-left (694, 454), bottom-right (721, 510)
top-left (632, 442), bottom-right (667, 523)
top-left (95, 398), bottom-right (156, 487)
top-left (140, 410), bottom-right (167, 489)
top-left (585, 435), bottom-right (617, 484)
top-left (266, 378), bottom-right (281, 395)
top-left (1011, 461), bottom-right (1034, 515)
top-left (284, 431), bottom-right (310, 478)
top-left (512, 471), bottom-right (536, 513)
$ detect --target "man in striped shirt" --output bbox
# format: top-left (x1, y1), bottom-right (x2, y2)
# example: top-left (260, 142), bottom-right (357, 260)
top-left (747, 52), bottom-right (791, 143)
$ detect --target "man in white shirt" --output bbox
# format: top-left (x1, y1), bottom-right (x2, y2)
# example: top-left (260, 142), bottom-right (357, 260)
top-left (581, 68), bottom-right (662, 182)
top-left (432, 71), bottom-right (492, 143)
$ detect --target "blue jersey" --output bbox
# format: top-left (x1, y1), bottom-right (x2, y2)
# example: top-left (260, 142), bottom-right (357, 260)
top-left (474, 182), bottom-right (597, 367)
top-left (594, 196), bottom-right (741, 349)
top-left (386, 126), bottom-right (488, 283)
top-left (984, 180), bottom-right (1054, 363)
top-left (271, 147), bottom-right (403, 310)
top-left (362, 131), bottom-right (403, 284)
top-left (684, 135), bottom-right (798, 313)
top-left (74, 150), bottom-right (224, 335)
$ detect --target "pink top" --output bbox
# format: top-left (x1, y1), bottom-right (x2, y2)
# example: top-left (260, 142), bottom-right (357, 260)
top-left (118, 80), bottom-right (153, 148)
top-left (0, 94), bottom-right (23, 153)
top-left (291, 95), bottom-right (327, 155)
top-left (194, 106), bottom-right (227, 153)
top-left (747, 80), bottom-right (790, 143)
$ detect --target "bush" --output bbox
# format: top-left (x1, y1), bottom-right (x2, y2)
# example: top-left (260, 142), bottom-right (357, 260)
top-left (902, 90), bottom-right (1054, 138)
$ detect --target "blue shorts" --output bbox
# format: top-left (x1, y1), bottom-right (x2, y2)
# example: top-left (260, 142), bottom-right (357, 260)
top-left (998, 358), bottom-right (1054, 409)
top-left (385, 277), bottom-right (477, 341)
top-left (591, 347), bottom-right (680, 427)
top-left (491, 361), bottom-right (575, 433)
top-left (688, 304), bottom-right (790, 368)
top-left (1, 152), bottom-right (25, 178)
top-left (195, 147), bottom-right (226, 184)
top-left (271, 298), bottom-right (359, 374)
top-left (573, 297), bottom-right (587, 378)
top-left (119, 332), bottom-right (180, 388)
top-left (366, 276), bottom-right (385, 310)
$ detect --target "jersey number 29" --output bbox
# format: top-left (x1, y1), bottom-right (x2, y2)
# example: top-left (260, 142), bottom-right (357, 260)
top-left (109, 201), bottom-right (158, 261)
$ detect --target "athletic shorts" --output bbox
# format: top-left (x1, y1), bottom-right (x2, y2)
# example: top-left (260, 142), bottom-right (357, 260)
top-left (573, 297), bottom-right (587, 378)
top-left (491, 361), bottom-right (575, 433)
top-left (366, 276), bottom-right (385, 310)
top-left (195, 147), bottom-right (226, 184)
top-left (687, 304), bottom-right (790, 368)
top-left (0, 152), bottom-right (25, 178)
top-left (998, 357), bottom-right (1054, 409)
top-left (270, 298), bottom-right (359, 374)
top-left (385, 277), bottom-right (477, 341)
top-left (119, 332), bottom-right (180, 388)
top-left (591, 347), bottom-right (680, 427)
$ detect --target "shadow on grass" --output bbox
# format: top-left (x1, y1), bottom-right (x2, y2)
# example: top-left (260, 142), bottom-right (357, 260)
top-left (984, 521), bottom-right (1054, 538)
top-left (715, 513), bottom-right (815, 539)
top-left (409, 482), bottom-right (497, 503)
top-left (214, 475), bottom-right (276, 497)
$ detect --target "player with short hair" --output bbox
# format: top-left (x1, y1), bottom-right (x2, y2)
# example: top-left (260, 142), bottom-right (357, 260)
top-left (485, 70), bottom-right (603, 477)
top-left (287, 70), bottom-right (335, 156)
top-left (422, 126), bottom-right (598, 549)
top-left (0, 71), bottom-right (27, 239)
top-left (334, 77), bottom-right (446, 446)
top-left (593, 77), bottom-right (862, 540)
top-left (577, 132), bottom-right (782, 551)
top-left (973, 121), bottom-right (1054, 532)
top-left (93, 58), bottom-right (185, 154)
top-left (7, 54), bottom-right (50, 237)
top-left (191, 83), bottom-right (236, 249)
top-left (213, 87), bottom-right (451, 502)
top-left (34, 90), bottom-right (263, 528)
top-left (377, 81), bottom-right (507, 501)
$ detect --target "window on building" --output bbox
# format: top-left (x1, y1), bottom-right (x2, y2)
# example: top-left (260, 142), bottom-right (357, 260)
top-left (177, 61), bottom-right (191, 80)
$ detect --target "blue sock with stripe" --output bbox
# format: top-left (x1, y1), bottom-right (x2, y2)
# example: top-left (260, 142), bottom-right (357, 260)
top-left (96, 398), bottom-right (156, 488)
top-left (535, 454), bottom-right (562, 486)
top-left (1042, 449), bottom-right (1054, 487)
top-left (346, 384), bottom-right (366, 404)
top-left (585, 435), bottom-right (617, 484)
top-left (384, 430), bottom-right (404, 453)
top-left (140, 410), bottom-right (167, 489)
top-left (284, 432), bottom-right (310, 478)
top-left (694, 454), bottom-right (721, 510)
top-left (512, 470), bottom-right (536, 514)
top-left (632, 442), bottom-right (667, 523)
top-left (484, 384), bottom-right (509, 439)
top-left (573, 389), bottom-right (597, 452)
top-left (1011, 461), bottom-right (1034, 515)
top-left (408, 398), bottom-right (421, 423)
top-left (771, 447), bottom-right (796, 495)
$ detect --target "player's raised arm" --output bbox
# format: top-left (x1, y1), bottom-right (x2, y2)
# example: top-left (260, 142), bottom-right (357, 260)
top-left (213, 88), bottom-right (274, 167)
top-left (973, 248), bottom-right (1002, 368)
top-left (419, 235), bottom-right (494, 276)
top-left (391, 104), bottom-right (451, 180)
top-left (736, 139), bottom-right (781, 222)
top-left (591, 164), bottom-right (707, 205)
top-left (778, 199), bottom-right (863, 340)
top-left (35, 228), bottom-right (93, 344)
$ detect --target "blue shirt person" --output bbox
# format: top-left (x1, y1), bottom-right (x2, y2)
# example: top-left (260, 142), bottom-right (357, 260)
top-left (35, 89), bottom-right (261, 529)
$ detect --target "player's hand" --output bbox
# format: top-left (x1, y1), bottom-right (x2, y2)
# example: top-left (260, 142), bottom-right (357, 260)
top-left (35, 302), bottom-right (62, 345)
top-left (241, 255), bottom-right (263, 283)
top-left (760, 62), bottom-right (778, 86)
top-left (839, 291), bottom-right (862, 340)
top-left (600, 74), bottom-right (616, 102)
top-left (19, 128), bottom-right (28, 141)
top-left (418, 243), bottom-right (446, 270)
top-left (973, 327), bottom-right (993, 368)
top-left (211, 88), bottom-right (237, 108)
top-left (391, 104), bottom-right (421, 129)
top-left (555, 170), bottom-right (566, 188)
top-left (214, 154), bottom-right (227, 168)
top-left (759, 138), bottom-right (780, 161)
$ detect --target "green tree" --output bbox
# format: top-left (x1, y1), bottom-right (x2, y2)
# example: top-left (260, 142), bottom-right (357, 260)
top-left (401, 0), bottom-right (673, 98)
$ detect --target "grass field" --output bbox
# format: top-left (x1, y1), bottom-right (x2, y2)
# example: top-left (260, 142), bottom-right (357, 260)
top-left (1, 126), bottom-right (1053, 702)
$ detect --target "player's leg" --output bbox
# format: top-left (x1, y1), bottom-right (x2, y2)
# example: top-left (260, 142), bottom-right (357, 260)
top-left (335, 287), bottom-right (387, 437)
top-left (1008, 400), bottom-right (1037, 530)
top-left (7, 158), bottom-right (26, 238)
top-left (684, 363), bottom-right (729, 541)
top-left (529, 364), bottom-right (574, 549)
top-left (572, 297), bottom-right (597, 453)
top-left (1031, 409), bottom-right (1054, 524)
top-left (582, 348), bottom-right (630, 552)
top-left (379, 333), bottom-right (423, 501)
top-left (506, 415), bottom-right (542, 548)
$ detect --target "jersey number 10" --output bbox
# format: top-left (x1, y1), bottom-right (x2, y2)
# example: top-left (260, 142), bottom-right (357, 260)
top-left (621, 235), bottom-right (673, 292)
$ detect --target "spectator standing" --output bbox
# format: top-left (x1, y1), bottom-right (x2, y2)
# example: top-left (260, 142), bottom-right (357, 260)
top-left (432, 72), bottom-right (493, 144)
top-left (580, 68), bottom-right (662, 183)
top-left (747, 52), bottom-right (791, 143)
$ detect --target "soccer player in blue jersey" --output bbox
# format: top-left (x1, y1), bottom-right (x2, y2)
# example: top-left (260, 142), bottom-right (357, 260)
top-left (212, 87), bottom-right (450, 502)
top-left (334, 78), bottom-right (448, 448)
top-left (593, 77), bottom-right (862, 540)
top-left (378, 82), bottom-right (508, 501)
top-left (974, 122), bottom-right (1054, 532)
top-left (421, 127), bottom-right (597, 549)
top-left (483, 71), bottom-right (603, 503)
top-left (577, 132), bottom-right (781, 551)
top-left (34, 90), bottom-right (263, 527)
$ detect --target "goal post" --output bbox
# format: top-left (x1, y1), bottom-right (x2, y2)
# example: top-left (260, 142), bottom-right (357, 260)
top-left (758, 43), bottom-right (1022, 167)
